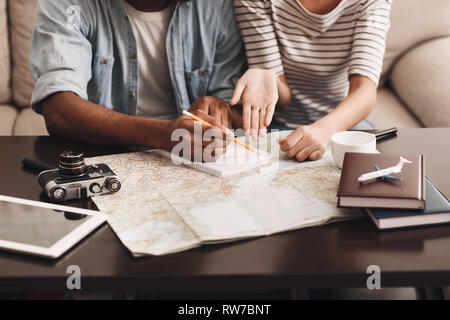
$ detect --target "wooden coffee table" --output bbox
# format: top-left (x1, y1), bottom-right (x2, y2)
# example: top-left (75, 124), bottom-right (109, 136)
top-left (0, 128), bottom-right (449, 293)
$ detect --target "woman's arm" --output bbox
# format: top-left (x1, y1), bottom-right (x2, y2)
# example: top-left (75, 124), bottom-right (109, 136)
top-left (232, 0), bottom-right (287, 139)
top-left (279, 75), bottom-right (377, 162)
top-left (315, 75), bottom-right (377, 134)
top-left (279, 0), bottom-right (392, 162)
top-left (276, 74), bottom-right (291, 109)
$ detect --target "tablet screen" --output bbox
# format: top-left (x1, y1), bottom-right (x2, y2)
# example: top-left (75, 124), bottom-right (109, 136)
top-left (0, 200), bottom-right (93, 248)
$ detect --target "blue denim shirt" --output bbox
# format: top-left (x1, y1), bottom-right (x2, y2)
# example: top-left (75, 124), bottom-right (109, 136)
top-left (30, 0), bottom-right (246, 116)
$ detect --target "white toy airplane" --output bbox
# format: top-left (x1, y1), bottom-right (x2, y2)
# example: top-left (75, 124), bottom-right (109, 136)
top-left (358, 157), bottom-right (412, 183)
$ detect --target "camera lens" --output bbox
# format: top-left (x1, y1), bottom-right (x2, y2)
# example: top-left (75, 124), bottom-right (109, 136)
top-left (58, 150), bottom-right (87, 176)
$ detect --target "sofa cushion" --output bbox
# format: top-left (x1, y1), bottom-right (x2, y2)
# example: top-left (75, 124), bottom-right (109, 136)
top-left (0, 0), bottom-right (11, 104)
top-left (0, 105), bottom-right (18, 135)
top-left (9, 0), bottom-right (38, 108)
top-left (390, 37), bottom-right (450, 128)
top-left (368, 88), bottom-right (422, 129)
top-left (13, 107), bottom-right (48, 136)
top-left (382, 0), bottom-right (450, 79)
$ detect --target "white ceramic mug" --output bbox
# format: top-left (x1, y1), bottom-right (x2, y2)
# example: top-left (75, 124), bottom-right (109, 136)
top-left (330, 131), bottom-right (377, 168)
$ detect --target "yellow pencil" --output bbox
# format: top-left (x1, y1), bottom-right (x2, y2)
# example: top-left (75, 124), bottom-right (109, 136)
top-left (182, 110), bottom-right (256, 153)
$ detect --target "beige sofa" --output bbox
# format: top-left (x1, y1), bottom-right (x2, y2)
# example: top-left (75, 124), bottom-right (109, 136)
top-left (0, 0), bottom-right (47, 135)
top-left (0, 0), bottom-right (449, 136)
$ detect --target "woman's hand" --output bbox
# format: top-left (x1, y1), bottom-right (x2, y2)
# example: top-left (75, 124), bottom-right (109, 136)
top-left (279, 124), bottom-right (334, 162)
top-left (230, 69), bottom-right (279, 140)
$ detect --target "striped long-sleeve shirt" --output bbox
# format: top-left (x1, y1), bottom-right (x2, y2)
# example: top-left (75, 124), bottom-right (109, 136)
top-left (234, 0), bottom-right (392, 127)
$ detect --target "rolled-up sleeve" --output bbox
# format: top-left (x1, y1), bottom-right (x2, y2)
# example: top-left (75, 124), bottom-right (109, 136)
top-left (30, 0), bottom-right (93, 113)
top-left (207, 0), bottom-right (247, 102)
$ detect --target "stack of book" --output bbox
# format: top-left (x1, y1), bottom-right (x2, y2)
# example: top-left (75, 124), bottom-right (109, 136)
top-left (337, 153), bottom-right (450, 230)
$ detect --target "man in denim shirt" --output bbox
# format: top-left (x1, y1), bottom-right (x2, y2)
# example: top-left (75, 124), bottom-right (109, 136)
top-left (30, 0), bottom-right (246, 159)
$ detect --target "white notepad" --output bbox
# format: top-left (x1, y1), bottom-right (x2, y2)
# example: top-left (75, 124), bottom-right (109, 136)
top-left (154, 143), bottom-right (272, 177)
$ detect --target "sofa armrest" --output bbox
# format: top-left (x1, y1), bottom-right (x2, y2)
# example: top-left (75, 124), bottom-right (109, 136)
top-left (390, 37), bottom-right (450, 128)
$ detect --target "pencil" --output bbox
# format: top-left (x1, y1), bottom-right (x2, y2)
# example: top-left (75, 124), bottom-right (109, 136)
top-left (182, 110), bottom-right (256, 152)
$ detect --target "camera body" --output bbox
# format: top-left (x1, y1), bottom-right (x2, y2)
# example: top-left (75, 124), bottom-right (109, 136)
top-left (38, 151), bottom-right (121, 202)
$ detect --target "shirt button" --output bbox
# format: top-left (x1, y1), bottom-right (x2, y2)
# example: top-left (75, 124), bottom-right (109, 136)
top-left (130, 53), bottom-right (136, 60)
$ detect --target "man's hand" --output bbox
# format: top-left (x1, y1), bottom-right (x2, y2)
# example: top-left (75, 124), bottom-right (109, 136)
top-left (279, 124), bottom-right (333, 162)
top-left (230, 69), bottom-right (279, 140)
top-left (162, 108), bottom-right (234, 162)
top-left (188, 96), bottom-right (233, 129)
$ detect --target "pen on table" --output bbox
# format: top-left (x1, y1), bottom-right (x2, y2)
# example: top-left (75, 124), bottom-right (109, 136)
top-left (182, 110), bottom-right (257, 152)
top-left (21, 157), bottom-right (54, 172)
top-left (375, 127), bottom-right (398, 141)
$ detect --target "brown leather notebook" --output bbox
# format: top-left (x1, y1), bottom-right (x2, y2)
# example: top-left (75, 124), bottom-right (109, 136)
top-left (337, 153), bottom-right (425, 210)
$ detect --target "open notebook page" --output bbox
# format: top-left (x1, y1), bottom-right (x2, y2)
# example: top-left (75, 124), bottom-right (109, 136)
top-left (155, 142), bottom-right (272, 177)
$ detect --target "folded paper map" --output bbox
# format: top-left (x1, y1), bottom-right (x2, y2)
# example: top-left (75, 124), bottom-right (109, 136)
top-left (86, 132), bottom-right (362, 256)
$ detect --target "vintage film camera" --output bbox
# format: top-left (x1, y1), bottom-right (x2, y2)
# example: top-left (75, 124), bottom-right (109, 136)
top-left (38, 151), bottom-right (121, 202)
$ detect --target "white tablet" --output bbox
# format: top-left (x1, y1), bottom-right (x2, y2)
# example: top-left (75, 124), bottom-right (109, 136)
top-left (0, 195), bottom-right (107, 259)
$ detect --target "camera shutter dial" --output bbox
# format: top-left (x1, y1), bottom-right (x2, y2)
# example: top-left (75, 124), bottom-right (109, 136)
top-left (89, 183), bottom-right (102, 194)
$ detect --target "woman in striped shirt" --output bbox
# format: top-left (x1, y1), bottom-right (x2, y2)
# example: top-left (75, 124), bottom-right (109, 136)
top-left (231, 0), bottom-right (392, 161)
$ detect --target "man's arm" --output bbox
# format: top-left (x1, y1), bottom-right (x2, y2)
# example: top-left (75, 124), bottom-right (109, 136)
top-left (42, 92), bottom-right (233, 161)
top-left (31, 1), bottom-right (231, 160)
top-left (41, 92), bottom-right (170, 148)
top-left (30, 0), bottom-right (94, 113)
top-left (32, 1), bottom-right (170, 148)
